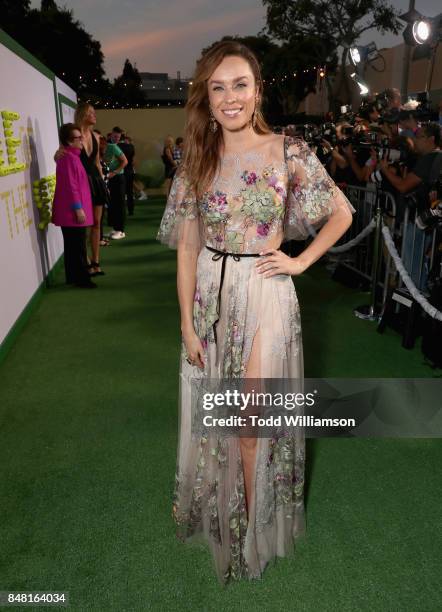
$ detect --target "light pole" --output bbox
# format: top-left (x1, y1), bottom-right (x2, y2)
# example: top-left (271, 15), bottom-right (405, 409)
top-left (400, 0), bottom-right (415, 102)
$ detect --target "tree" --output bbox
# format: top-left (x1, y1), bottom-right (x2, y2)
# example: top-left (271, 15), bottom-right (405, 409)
top-left (262, 0), bottom-right (402, 111)
top-left (111, 59), bottom-right (147, 108)
top-left (41, 0), bottom-right (57, 10)
top-left (0, 1), bottom-right (31, 43)
top-left (262, 37), bottom-right (336, 118)
top-left (0, 0), bottom-right (108, 101)
top-left (27, 2), bottom-right (106, 93)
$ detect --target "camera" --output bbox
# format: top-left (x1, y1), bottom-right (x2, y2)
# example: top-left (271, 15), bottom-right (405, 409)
top-left (368, 144), bottom-right (411, 184)
top-left (302, 123), bottom-right (338, 149)
top-left (415, 178), bottom-right (442, 230)
top-left (379, 108), bottom-right (400, 125)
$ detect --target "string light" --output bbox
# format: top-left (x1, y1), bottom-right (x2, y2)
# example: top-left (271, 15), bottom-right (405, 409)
top-left (81, 64), bottom-right (330, 110)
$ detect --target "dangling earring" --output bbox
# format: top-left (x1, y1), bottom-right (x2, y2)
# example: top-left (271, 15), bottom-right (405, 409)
top-left (209, 108), bottom-right (218, 133)
top-left (252, 97), bottom-right (259, 129)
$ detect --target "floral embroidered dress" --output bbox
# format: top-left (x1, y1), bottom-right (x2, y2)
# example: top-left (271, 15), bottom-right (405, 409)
top-left (157, 135), bottom-right (355, 583)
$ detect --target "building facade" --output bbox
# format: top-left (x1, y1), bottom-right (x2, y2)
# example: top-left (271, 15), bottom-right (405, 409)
top-left (139, 72), bottom-right (190, 107)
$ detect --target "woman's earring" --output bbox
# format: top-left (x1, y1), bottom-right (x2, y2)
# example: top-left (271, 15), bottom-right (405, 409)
top-left (252, 98), bottom-right (259, 129)
top-left (209, 108), bottom-right (218, 133)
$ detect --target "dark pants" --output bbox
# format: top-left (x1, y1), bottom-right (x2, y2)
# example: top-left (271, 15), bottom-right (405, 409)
top-left (125, 170), bottom-right (134, 214)
top-left (108, 174), bottom-right (126, 232)
top-left (61, 226), bottom-right (89, 284)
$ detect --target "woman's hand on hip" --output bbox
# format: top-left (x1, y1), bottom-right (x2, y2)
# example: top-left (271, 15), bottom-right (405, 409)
top-left (255, 248), bottom-right (307, 277)
top-left (182, 327), bottom-right (205, 369)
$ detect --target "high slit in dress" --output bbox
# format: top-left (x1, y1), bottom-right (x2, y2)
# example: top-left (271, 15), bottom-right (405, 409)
top-left (156, 135), bottom-right (355, 583)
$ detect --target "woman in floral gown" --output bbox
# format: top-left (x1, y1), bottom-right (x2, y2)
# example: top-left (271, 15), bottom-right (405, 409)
top-left (157, 41), bottom-right (355, 583)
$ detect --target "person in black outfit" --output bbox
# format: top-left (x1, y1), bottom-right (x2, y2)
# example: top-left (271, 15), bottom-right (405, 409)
top-left (73, 103), bottom-right (109, 276)
top-left (378, 122), bottom-right (442, 291)
top-left (105, 127), bottom-right (128, 239)
top-left (97, 133), bottom-right (112, 246)
top-left (162, 135), bottom-right (177, 196)
top-left (378, 122), bottom-right (441, 194)
top-left (119, 134), bottom-right (136, 216)
top-left (324, 122), bottom-right (371, 186)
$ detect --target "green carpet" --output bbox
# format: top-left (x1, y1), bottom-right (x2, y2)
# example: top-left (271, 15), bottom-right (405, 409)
top-left (0, 198), bottom-right (441, 611)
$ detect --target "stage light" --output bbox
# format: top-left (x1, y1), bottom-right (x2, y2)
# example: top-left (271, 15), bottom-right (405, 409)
top-left (350, 72), bottom-right (369, 96)
top-left (412, 20), bottom-right (430, 44)
top-left (400, 10), bottom-right (441, 46)
top-left (350, 42), bottom-right (378, 68)
top-left (349, 48), bottom-right (361, 65)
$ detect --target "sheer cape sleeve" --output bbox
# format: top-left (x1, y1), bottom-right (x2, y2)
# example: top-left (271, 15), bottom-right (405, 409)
top-left (283, 136), bottom-right (356, 241)
top-left (156, 166), bottom-right (203, 252)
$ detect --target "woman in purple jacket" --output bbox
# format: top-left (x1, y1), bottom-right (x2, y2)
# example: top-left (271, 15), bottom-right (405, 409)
top-left (52, 123), bottom-right (96, 288)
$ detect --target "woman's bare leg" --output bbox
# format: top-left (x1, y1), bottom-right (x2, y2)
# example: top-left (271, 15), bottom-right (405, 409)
top-left (240, 328), bottom-right (261, 517)
top-left (90, 205), bottom-right (103, 271)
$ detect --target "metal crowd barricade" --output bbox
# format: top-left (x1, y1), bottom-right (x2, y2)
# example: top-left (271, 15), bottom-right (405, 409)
top-left (330, 184), bottom-right (397, 308)
top-left (325, 184), bottom-right (441, 327)
top-left (398, 202), bottom-right (440, 296)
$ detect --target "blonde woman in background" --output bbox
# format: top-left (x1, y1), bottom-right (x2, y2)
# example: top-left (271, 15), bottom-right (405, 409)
top-left (74, 103), bottom-right (108, 275)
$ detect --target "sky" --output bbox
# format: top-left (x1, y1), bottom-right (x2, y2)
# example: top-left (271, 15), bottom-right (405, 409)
top-left (30, 0), bottom-right (442, 79)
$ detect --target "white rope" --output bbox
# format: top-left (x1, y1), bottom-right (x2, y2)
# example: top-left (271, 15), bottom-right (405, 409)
top-left (307, 218), bottom-right (377, 253)
top-left (381, 225), bottom-right (442, 322)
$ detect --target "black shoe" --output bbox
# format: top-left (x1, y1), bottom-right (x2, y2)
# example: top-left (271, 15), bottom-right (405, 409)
top-left (90, 261), bottom-right (105, 276)
top-left (76, 280), bottom-right (97, 289)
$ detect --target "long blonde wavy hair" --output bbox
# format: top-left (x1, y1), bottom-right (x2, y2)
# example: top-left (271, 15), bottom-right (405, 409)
top-left (183, 40), bottom-right (271, 200)
top-left (74, 102), bottom-right (94, 129)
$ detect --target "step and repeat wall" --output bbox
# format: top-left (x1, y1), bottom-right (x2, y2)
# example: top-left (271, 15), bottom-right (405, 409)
top-left (0, 29), bottom-right (76, 347)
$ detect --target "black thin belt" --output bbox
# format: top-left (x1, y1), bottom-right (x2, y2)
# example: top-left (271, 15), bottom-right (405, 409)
top-left (205, 245), bottom-right (260, 346)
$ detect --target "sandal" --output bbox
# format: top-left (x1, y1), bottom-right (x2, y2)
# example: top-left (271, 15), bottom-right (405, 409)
top-left (90, 261), bottom-right (105, 276)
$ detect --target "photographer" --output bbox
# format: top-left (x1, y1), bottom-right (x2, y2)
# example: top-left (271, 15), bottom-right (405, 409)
top-left (358, 102), bottom-right (381, 128)
top-left (324, 123), bottom-right (370, 186)
top-left (379, 122), bottom-right (442, 292)
top-left (378, 123), bottom-right (441, 195)
top-left (365, 117), bottom-right (417, 202)
top-left (399, 110), bottom-right (420, 141)
top-left (385, 88), bottom-right (402, 111)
